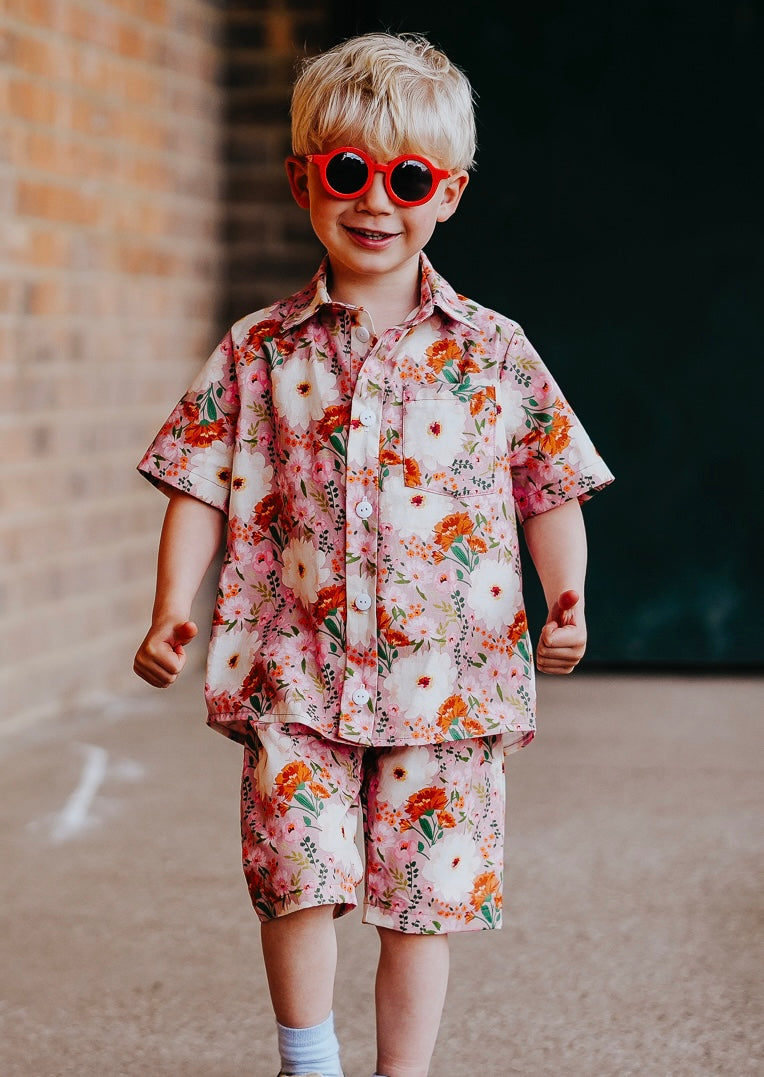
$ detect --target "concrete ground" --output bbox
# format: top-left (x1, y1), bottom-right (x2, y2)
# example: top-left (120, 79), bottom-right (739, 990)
top-left (1, 672), bottom-right (761, 1077)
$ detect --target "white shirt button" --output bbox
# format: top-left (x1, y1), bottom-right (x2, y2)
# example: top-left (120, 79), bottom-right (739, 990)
top-left (355, 326), bottom-right (371, 343)
top-left (359, 408), bottom-right (375, 427)
top-left (352, 687), bottom-right (371, 706)
top-left (356, 500), bottom-right (373, 519)
top-left (354, 592), bottom-right (372, 611)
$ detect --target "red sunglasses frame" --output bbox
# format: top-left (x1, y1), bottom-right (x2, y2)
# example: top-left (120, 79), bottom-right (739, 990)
top-left (305, 146), bottom-right (452, 207)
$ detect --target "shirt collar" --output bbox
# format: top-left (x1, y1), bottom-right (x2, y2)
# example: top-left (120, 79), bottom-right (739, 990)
top-left (280, 253), bottom-right (481, 332)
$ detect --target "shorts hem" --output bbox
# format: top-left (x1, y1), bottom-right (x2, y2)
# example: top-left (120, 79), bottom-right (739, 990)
top-left (247, 892), bottom-right (358, 924)
top-left (362, 901), bottom-right (503, 935)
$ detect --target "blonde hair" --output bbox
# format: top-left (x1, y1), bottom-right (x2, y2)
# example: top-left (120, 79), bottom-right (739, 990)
top-left (291, 33), bottom-right (477, 171)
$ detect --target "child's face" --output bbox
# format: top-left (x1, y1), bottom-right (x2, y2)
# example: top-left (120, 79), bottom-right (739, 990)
top-left (286, 144), bottom-right (469, 294)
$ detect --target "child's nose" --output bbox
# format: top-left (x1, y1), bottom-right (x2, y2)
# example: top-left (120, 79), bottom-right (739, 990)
top-left (356, 170), bottom-right (393, 212)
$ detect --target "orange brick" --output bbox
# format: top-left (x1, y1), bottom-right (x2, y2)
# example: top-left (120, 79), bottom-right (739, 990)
top-left (106, 0), bottom-right (170, 28)
top-left (16, 179), bottom-right (101, 226)
top-left (21, 129), bottom-right (116, 182)
top-left (3, 0), bottom-right (54, 29)
top-left (7, 28), bottom-right (72, 82)
top-left (8, 76), bottom-right (59, 124)
top-left (63, 3), bottom-right (113, 51)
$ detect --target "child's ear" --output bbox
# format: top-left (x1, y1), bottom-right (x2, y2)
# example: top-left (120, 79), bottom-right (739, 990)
top-left (436, 170), bottom-right (469, 223)
top-left (285, 156), bottom-right (310, 209)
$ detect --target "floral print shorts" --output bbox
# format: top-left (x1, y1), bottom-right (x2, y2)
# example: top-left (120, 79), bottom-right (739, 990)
top-left (241, 726), bottom-right (506, 934)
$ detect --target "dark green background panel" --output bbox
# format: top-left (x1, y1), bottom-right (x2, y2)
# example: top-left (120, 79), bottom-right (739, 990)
top-left (330, 0), bottom-right (763, 665)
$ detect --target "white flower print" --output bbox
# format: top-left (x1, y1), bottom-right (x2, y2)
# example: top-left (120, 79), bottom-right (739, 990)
top-left (388, 476), bottom-right (448, 538)
top-left (281, 538), bottom-right (329, 606)
top-left (273, 356), bottom-right (339, 431)
top-left (498, 382), bottom-right (525, 438)
top-left (404, 399), bottom-right (466, 470)
top-left (189, 440), bottom-right (231, 488)
top-left (565, 421), bottom-right (596, 472)
top-left (420, 831), bottom-right (482, 904)
top-left (188, 337), bottom-right (230, 388)
top-left (377, 747), bottom-right (439, 808)
top-left (254, 726), bottom-right (300, 794)
top-left (208, 629), bottom-right (259, 695)
top-left (230, 452), bottom-right (274, 520)
top-left (466, 560), bottom-right (520, 630)
top-left (386, 651), bottom-right (455, 723)
top-left (315, 801), bottom-right (361, 869)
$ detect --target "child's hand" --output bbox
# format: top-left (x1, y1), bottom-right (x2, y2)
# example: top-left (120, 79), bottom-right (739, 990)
top-left (536, 589), bottom-right (587, 675)
top-left (134, 619), bottom-right (198, 688)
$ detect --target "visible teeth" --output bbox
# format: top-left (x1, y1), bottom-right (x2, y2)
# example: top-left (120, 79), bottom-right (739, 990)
top-left (356, 229), bottom-right (389, 239)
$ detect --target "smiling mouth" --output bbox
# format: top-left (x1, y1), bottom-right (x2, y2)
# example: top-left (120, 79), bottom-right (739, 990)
top-left (346, 226), bottom-right (397, 240)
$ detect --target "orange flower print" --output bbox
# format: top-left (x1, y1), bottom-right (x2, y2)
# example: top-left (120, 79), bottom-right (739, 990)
top-left (241, 661), bottom-right (273, 701)
top-left (316, 403), bottom-right (351, 439)
top-left (437, 695), bottom-right (469, 733)
top-left (469, 388), bottom-right (489, 417)
top-left (380, 447), bottom-right (403, 468)
top-left (404, 457), bottom-right (422, 487)
top-left (458, 354), bottom-right (481, 376)
top-left (251, 491), bottom-right (282, 533)
top-left (538, 408), bottom-right (571, 455)
top-left (470, 871), bottom-right (501, 911)
top-left (404, 786), bottom-right (448, 822)
top-left (433, 512), bottom-right (473, 551)
top-left (425, 338), bottom-right (461, 373)
top-left (184, 419), bottom-right (226, 447)
top-left (377, 607), bottom-right (412, 648)
top-left (180, 403), bottom-right (227, 447)
top-left (275, 760), bottom-right (312, 800)
top-left (245, 318), bottom-right (294, 359)
top-left (315, 583), bottom-right (347, 622)
top-left (508, 609), bottom-right (528, 647)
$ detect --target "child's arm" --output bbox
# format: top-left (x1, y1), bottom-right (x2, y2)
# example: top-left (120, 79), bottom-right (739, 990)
top-left (134, 490), bottom-right (225, 688)
top-left (522, 498), bottom-right (588, 675)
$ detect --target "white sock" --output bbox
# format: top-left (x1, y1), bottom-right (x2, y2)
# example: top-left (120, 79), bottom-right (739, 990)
top-left (277, 1011), bottom-right (342, 1077)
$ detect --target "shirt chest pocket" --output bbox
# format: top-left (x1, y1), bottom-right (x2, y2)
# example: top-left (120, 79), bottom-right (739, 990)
top-left (402, 385), bottom-right (497, 498)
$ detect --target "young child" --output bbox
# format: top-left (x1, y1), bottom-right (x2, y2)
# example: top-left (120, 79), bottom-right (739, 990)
top-left (134, 32), bottom-right (613, 1077)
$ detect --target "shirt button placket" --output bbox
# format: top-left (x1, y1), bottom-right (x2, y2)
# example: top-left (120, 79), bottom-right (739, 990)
top-left (342, 312), bottom-right (380, 740)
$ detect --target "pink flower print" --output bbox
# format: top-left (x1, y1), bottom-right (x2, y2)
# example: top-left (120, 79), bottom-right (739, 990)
top-left (313, 455), bottom-right (334, 483)
top-left (281, 816), bottom-right (309, 845)
top-left (533, 461), bottom-right (559, 486)
top-left (392, 834), bottom-right (418, 863)
top-left (524, 485), bottom-right (552, 516)
top-left (285, 446), bottom-right (312, 485)
top-left (406, 614), bottom-right (440, 644)
top-left (253, 547), bottom-right (275, 572)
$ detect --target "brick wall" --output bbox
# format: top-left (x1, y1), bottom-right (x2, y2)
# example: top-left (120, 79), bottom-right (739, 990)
top-left (0, 0), bottom-right (225, 729)
top-left (0, 0), bottom-right (338, 733)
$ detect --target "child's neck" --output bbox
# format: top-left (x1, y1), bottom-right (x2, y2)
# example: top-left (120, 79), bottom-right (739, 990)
top-left (327, 257), bottom-right (422, 336)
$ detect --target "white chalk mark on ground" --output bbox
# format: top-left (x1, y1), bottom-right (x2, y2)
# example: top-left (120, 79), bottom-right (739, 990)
top-left (51, 744), bottom-right (109, 843)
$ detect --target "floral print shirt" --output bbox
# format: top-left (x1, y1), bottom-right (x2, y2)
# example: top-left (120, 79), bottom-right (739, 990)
top-left (139, 255), bottom-right (613, 753)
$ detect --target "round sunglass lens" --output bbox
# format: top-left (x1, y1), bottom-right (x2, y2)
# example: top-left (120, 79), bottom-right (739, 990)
top-left (391, 159), bottom-right (433, 202)
top-left (326, 152), bottom-right (368, 195)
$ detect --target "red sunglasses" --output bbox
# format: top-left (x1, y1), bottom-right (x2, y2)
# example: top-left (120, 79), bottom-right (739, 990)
top-left (305, 146), bottom-right (452, 207)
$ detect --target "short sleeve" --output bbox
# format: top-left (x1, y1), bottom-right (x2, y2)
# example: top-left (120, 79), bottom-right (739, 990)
top-left (499, 327), bottom-right (614, 523)
top-left (137, 331), bottom-right (239, 513)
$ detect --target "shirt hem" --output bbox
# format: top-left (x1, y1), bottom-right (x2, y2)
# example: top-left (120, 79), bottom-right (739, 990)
top-left (205, 710), bottom-right (535, 755)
